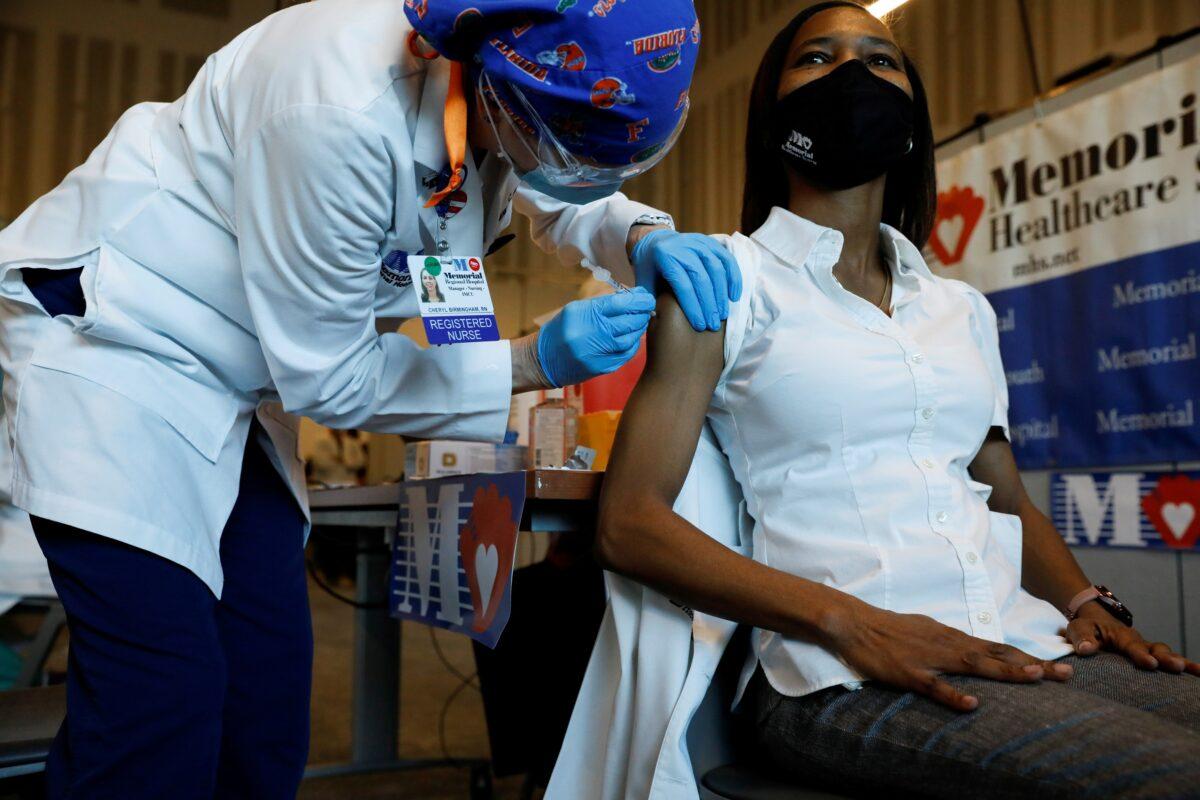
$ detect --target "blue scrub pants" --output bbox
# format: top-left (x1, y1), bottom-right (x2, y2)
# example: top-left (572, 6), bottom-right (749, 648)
top-left (30, 430), bottom-right (312, 799)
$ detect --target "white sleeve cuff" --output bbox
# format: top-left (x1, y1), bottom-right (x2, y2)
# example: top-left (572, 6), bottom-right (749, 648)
top-left (444, 339), bottom-right (513, 443)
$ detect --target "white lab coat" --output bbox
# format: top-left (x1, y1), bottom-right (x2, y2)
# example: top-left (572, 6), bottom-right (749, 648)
top-left (0, 374), bottom-right (51, 615)
top-left (0, 0), bottom-right (670, 595)
top-left (547, 235), bottom-right (759, 800)
top-left (0, 505), bottom-right (49, 617)
top-left (547, 426), bottom-right (750, 800)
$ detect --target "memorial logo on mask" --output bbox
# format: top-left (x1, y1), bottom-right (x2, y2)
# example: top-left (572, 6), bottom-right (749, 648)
top-left (772, 60), bottom-right (914, 190)
top-left (783, 130), bottom-right (815, 163)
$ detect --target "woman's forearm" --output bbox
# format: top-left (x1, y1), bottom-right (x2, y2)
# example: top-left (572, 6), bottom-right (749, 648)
top-left (972, 434), bottom-right (1091, 616)
top-left (595, 496), bottom-right (858, 648)
top-left (1017, 497), bottom-right (1091, 614)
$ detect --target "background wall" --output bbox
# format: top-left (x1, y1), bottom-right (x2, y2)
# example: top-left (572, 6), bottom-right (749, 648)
top-left (4, 0), bottom-right (1199, 336)
top-left (0, 0), bottom-right (277, 226)
top-left (621, 0), bottom-right (1200, 236)
top-left (3, 0), bottom-right (1198, 474)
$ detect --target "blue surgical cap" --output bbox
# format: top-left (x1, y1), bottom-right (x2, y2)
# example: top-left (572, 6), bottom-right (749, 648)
top-left (405, 0), bottom-right (700, 167)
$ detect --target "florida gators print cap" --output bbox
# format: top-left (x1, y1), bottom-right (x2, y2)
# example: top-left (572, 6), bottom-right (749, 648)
top-left (405, 0), bottom-right (700, 169)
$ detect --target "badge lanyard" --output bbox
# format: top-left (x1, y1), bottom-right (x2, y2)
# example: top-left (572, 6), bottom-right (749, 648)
top-left (417, 175), bottom-right (451, 253)
top-left (435, 189), bottom-right (454, 254)
top-left (410, 31), bottom-right (467, 254)
top-left (408, 33), bottom-right (496, 345)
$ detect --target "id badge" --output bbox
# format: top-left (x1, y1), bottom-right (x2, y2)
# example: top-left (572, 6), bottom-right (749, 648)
top-left (409, 255), bottom-right (500, 345)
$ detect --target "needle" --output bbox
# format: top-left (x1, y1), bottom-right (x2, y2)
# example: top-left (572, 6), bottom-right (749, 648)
top-left (583, 259), bottom-right (656, 317)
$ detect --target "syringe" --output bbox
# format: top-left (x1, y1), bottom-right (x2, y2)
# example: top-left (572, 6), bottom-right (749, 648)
top-left (581, 259), bottom-right (656, 316)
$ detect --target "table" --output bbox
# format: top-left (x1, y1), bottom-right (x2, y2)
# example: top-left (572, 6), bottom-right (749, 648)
top-left (304, 470), bottom-right (603, 783)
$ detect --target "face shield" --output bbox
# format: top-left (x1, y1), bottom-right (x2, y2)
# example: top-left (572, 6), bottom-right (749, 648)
top-left (478, 71), bottom-right (690, 205)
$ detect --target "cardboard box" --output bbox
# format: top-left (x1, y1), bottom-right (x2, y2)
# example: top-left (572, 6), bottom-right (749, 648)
top-left (407, 441), bottom-right (529, 480)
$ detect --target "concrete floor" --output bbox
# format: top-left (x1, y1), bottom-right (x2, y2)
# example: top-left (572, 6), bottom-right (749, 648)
top-left (301, 575), bottom-right (533, 800)
top-left (300, 767), bottom-right (526, 800)
top-left (1, 571), bottom-right (539, 798)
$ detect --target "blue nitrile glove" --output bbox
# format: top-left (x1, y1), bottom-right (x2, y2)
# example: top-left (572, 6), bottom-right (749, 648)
top-left (537, 289), bottom-right (656, 388)
top-left (631, 230), bottom-right (743, 332)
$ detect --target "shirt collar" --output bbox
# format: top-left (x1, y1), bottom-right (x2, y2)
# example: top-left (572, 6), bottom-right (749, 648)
top-left (749, 207), bottom-right (843, 276)
top-left (750, 207), bottom-right (934, 283)
top-left (879, 223), bottom-right (935, 281)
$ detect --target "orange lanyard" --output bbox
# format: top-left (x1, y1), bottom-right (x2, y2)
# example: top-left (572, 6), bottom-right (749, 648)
top-left (409, 31), bottom-right (468, 210)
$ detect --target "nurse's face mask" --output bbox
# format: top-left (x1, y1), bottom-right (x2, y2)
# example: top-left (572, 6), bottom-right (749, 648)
top-left (476, 72), bottom-right (687, 205)
top-left (771, 59), bottom-right (914, 191)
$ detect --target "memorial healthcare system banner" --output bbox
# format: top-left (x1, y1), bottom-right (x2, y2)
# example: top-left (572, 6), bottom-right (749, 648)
top-left (931, 53), bottom-right (1200, 469)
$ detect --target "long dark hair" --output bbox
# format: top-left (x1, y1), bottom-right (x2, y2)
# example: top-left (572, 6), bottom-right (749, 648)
top-left (740, 1), bottom-right (936, 247)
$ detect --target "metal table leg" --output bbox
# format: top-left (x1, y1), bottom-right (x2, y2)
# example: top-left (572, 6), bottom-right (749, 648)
top-left (303, 519), bottom-right (492, 796)
top-left (352, 526), bottom-right (400, 765)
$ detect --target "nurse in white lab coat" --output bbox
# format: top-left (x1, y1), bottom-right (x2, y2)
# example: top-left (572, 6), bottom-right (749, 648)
top-left (0, 0), bottom-right (739, 795)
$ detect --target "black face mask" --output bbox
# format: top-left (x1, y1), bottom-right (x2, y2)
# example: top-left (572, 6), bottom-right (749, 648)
top-left (772, 59), bottom-right (915, 190)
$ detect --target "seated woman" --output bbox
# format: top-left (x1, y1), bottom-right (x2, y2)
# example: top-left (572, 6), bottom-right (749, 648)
top-left (596, 3), bottom-right (1200, 796)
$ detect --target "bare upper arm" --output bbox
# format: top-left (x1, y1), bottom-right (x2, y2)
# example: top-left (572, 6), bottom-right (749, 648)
top-left (969, 428), bottom-right (1029, 515)
top-left (599, 292), bottom-right (726, 516)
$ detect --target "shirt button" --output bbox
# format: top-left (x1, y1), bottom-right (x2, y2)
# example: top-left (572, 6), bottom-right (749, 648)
top-left (966, 552), bottom-right (979, 564)
top-left (977, 611), bottom-right (993, 624)
top-left (912, 354), bottom-right (926, 364)
top-left (936, 511), bottom-right (949, 524)
top-left (922, 408), bottom-right (936, 420)
top-left (922, 458), bottom-right (935, 469)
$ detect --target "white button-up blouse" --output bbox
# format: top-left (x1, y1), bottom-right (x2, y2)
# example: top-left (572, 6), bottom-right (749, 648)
top-left (708, 208), bottom-right (1072, 698)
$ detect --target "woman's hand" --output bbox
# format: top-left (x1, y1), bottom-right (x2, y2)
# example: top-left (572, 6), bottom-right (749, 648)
top-left (825, 600), bottom-right (1074, 713)
top-left (1064, 603), bottom-right (1200, 675)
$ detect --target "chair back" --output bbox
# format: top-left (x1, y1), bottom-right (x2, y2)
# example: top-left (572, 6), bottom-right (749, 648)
top-left (688, 628), bottom-right (751, 799)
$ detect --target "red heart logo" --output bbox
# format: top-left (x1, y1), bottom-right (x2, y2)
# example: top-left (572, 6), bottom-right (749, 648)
top-left (929, 185), bottom-right (985, 267)
top-left (1141, 475), bottom-right (1200, 550)
top-left (458, 483), bottom-right (520, 632)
